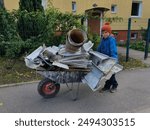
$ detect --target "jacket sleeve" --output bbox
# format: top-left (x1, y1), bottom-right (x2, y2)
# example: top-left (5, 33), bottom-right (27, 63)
top-left (97, 42), bottom-right (101, 52)
top-left (109, 38), bottom-right (118, 59)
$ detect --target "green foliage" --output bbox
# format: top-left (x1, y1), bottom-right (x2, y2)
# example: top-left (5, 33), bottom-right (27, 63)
top-left (0, 6), bottom-right (84, 58)
top-left (0, 9), bottom-right (20, 57)
top-left (17, 0), bottom-right (45, 40)
top-left (0, 40), bottom-right (24, 58)
top-left (88, 33), bottom-right (100, 50)
top-left (17, 10), bottom-right (47, 40)
top-left (118, 41), bottom-right (150, 53)
top-left (117, 41), bottom-right (126, 47)
top-left (103, 16), bottom-right (123, 23)
top-left (0, 41), bottom-right (6, 56)
top-left (19, 0), bottom-right (43, 12)
top-left (5, 41), bottom-right (23, 58)
top-left (0, 8), bottom-right (18, 41)
top-left (86, 14), bottom-right (123, 24)
top-left (41, 7), bottom-right (84, 46)
top-left (141, 27), bottom-right (146, 40)
top-left (129, 41), bottom-right (149, 52)
top-left (22, 37), bottom-right (46, 53)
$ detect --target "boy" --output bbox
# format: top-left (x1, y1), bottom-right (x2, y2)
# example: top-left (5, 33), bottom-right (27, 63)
top-left (97, 22), bottom-right (118, 93)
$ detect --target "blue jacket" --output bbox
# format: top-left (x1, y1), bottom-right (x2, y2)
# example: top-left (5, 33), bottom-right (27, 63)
top-left (97, 36), bottom-right (118, 60)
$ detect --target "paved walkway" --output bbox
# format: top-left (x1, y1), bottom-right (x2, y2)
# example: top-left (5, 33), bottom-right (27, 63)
top-left (1, 68), bottom-right (150, 113)
top-left (118, 46), bottom-right (150, 65)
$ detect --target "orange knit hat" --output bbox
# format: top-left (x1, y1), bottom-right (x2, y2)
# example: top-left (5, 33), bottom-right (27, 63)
top-left (102, 22), bottom-right (112, 33)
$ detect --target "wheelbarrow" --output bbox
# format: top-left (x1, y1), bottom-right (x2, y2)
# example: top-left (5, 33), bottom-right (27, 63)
top-left (24, 45), bottom-right (92, 100)
top-left (25, 29), bottom-right (123, 100)
top-left (25, 45), bottom-right (123, 100)
top-left (37, 69), bottom-right (89, 100)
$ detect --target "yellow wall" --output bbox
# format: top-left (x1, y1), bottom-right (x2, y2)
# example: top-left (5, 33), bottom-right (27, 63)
top-left (50, 0), bottom-right (150, 30)
top-left (3, 0), bottom-right (150, 30)
top-left (50, 0), bottom-right (108, 14)
top-left (4, 0), bottom-right (19, 11)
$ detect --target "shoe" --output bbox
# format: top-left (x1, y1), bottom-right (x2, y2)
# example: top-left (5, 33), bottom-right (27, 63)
top-left (110, 88), bottom-right (117, 93)
top-left (99, 87), bottom-right (109, 93)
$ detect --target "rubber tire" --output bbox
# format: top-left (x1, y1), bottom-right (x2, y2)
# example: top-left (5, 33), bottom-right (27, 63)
top-left (38, 78), bottom-right (60, 98)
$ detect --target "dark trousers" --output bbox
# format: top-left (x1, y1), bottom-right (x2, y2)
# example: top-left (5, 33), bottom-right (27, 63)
top-left (104, 74), bottom-right (118, 89)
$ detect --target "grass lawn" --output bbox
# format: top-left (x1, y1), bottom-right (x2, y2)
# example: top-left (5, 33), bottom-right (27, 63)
top-left (0, 55), bottom-right (149, 85)
top-left (118, 55), bottom-right (149, 69)
top-left (0, 57), bottom-right (41, 85)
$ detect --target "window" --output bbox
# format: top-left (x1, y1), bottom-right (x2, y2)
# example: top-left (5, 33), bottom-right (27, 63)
top-left (72, 1), bottom-right (76, 12)
top-left (111, 5), bottom-right (117, 13)
top-left (131, 32), bottom-right (138, 39)
top-left (131, 1), bottom-right (142, 17)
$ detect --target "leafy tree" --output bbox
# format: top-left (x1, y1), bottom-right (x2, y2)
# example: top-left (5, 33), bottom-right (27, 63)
top-left (17, 0), bottom-right (45, 40)
top-left (17, 11), bottom-right (47, 40)
top-left (0, 9), bottom-right (19, 56)
top-left (41, 7), bottom-right (84, 46)
top-left (0, 9), bottom-right (17, 41)
top-left (19, 0), bottom-right (43, 12)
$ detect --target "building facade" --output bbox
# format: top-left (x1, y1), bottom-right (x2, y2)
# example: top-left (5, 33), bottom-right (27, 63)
top-left (3, 0), bottom-right (150, 41)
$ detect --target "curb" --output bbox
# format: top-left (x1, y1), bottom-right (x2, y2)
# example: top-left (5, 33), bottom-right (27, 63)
top-left (0, 80), bottom-right (40, 88)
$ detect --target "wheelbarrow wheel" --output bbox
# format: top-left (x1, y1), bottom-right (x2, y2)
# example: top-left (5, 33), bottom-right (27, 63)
top-left (38, 78), bottom-right (60, 98)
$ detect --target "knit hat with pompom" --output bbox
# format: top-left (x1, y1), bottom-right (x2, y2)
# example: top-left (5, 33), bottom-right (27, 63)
top-left (101, 22), bottom-right (112, 33)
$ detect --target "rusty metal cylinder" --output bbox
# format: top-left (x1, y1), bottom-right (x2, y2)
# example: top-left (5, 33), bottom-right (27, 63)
top-left (65, 29), bottom-right (88, 52)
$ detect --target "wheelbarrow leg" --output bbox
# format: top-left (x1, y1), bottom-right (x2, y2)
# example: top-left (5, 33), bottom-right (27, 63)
top-left (65, 82), bottom-right (72, 91)
top-left (71, 82), bottom-right (80, 101)
top-left (64, 82), bottom-right (80, 101)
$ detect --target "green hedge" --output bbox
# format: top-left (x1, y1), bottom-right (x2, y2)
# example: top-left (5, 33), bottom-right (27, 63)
top-left (0, 7), bottom-right (85, 58)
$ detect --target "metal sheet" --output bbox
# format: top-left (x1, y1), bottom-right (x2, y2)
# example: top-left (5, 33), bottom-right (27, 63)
top-left (82, 64), bottom-right (104, 91)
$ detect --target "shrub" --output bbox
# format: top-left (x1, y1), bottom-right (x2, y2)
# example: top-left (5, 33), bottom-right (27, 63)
top-left (88, 33), bottom-right (100, 50)
top-left (5, 41), bottom-right (23, 58)
top-left (17, 0), bottom-right (46, 40)
top-left (40, 7), bottom-right (84, 46)
top-left (17, 11), bottom-right (47, 40)
top-left (0, 6), bottom-right (85, 58)
top-left (0, 41), bottom-right (7, 56)
top-left (0, 9), bottom-right (20, 57)
top-left (118, 40), bottom-right (150, 53)
top-left (0, 8), bottom-right (18, 41)
top-left (19, 0), bottom-right (43, 12)
top-left (129, 41), bottom-right (146, 51)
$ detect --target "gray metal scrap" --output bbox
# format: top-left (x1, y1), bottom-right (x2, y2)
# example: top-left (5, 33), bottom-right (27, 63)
top-left (81, 50), bottom-right (123, 91)
top-left (82, 64), bottom-right (104, 91)
top-left (25, 28), bottom-right (123, 92)
top-left (25, 45), bottom-right (123, 91)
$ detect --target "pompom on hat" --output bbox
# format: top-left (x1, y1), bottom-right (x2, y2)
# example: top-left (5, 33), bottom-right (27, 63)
top-left (101, 22), bottom-right (112, 33)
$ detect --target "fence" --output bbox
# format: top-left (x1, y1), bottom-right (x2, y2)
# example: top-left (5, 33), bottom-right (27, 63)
top-left (125, 18), bottom-right (150, 61)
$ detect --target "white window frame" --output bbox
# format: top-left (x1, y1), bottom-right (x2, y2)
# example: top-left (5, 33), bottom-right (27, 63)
top-left (111, 4), bottom-right (117, 13)
top-left (72, 1), bottom-right (77, 12)
top-left (131, 1), bottom-right (142, 18)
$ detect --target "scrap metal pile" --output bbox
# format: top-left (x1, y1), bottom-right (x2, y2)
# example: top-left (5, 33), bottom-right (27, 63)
top-left (25, 29), bottom-right (123, 91)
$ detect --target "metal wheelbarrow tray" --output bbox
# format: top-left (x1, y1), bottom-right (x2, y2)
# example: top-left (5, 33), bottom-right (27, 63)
top-left (36, 68), bottom-right (90, 99)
